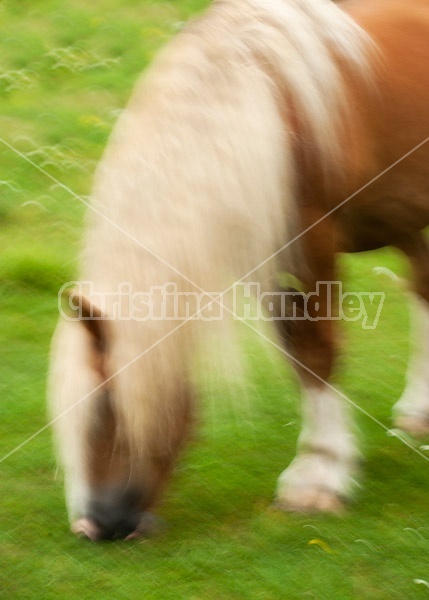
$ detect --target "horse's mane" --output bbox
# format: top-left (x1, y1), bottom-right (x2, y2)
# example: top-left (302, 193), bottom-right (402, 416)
top-left (76, 0), bottom-right (375, 461)
top-left (192, 0), bottom-right (374, 174)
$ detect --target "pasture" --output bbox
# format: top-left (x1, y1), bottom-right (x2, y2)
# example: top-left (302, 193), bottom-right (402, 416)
top-left (1, 0), bottom-right (429, 597)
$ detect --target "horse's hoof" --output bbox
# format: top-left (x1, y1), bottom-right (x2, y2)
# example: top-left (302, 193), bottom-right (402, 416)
top-left (275, 488), bottom-right (345, 514)
top-left (394, 415), bottom-right (429, 437)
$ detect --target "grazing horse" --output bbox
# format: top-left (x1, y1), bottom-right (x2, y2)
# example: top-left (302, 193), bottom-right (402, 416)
top-left (49, 0), bottom-right (429, 540)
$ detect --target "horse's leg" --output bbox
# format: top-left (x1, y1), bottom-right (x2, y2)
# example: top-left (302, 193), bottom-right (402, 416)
top-left (393, 234), bottom-right (429, 435)
top-left (273, 229), bottom-right (357, 512)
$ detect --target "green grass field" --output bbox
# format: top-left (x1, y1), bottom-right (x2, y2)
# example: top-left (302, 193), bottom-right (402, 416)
top-left (1, 1), bottom-right (429, 598)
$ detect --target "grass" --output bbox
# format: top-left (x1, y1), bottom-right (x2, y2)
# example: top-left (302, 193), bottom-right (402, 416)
top-left (1, 1), bottom-right (429, 598)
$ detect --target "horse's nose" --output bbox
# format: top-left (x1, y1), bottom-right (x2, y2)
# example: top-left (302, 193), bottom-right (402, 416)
top-left (75, 487), bottom-right (142, 541)
top-left (71, 487), bottom-right (163, 541)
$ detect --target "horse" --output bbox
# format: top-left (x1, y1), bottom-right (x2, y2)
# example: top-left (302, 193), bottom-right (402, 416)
top-left (48, 0), bottom-right (429, 540)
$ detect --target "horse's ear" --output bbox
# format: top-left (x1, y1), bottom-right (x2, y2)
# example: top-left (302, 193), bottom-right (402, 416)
top-left (62, 288), bottom-right (107, 351)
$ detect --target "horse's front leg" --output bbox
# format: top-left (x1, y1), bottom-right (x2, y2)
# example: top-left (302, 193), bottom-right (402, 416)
top-left (274, 262), bottom-right (358, 512)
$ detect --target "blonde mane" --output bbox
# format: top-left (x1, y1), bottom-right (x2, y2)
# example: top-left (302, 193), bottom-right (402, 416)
top-left (51, 0), bottom-right (374, 501)
top-left (48, 0), bottom-right (429, 538)
top-left (82, 0), bottom-right (373, 458)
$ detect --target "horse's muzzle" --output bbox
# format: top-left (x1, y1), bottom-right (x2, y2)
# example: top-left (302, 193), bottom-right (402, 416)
top-left (71, 487), bottom-right (161, 541)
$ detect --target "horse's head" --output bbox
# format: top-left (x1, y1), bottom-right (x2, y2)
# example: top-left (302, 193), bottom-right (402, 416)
top-left (50, 290), bottom-right (192, 541)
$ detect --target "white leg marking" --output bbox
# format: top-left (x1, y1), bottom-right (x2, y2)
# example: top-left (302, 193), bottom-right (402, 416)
top-left (394, 295), bottom-right (429, 435)
top-left (276, 384), bottom-right (358, 512)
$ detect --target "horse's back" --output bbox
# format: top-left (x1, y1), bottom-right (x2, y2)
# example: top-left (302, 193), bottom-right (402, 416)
top-left (331, 0), bottom-right (429, 252)
top-left (344, 0), bottom-right (429, 128)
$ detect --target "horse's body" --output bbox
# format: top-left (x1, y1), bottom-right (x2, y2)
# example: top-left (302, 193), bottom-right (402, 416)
top-left (49, 0), bottom-right (429, 540)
